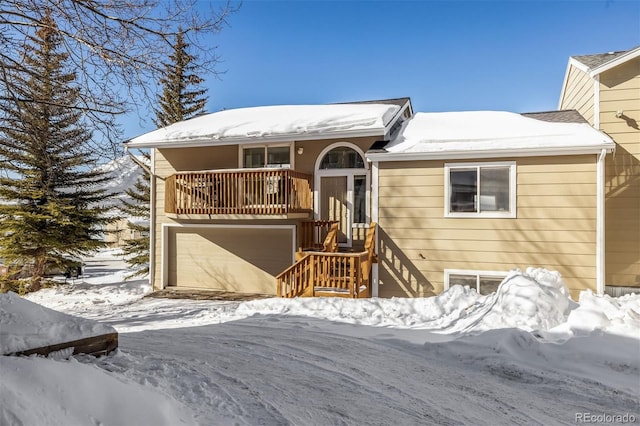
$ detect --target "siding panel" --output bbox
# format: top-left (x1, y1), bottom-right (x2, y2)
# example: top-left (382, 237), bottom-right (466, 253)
top-left (599, 57), bottom-right (640, 287)
top-left (377, 155), bottom-right (598, 297)
top-left (559, 65), bottom-right (595, 125)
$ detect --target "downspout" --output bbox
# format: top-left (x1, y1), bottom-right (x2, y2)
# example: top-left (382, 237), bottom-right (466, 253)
top-left (596, 148), bottom-right (606, 295)
top-left (150, 149), bottom-right (157, 289)
top-left (124, 145), bottom-right (155, 289)
top-left (371, 161), bottom-right (379, 297)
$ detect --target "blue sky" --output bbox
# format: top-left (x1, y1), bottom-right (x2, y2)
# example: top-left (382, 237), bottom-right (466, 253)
top-left (123, 0), bottom-right (640, 139)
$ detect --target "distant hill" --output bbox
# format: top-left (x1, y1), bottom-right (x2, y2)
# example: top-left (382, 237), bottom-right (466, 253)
top-left (95, 155), bottom-right (147, 218)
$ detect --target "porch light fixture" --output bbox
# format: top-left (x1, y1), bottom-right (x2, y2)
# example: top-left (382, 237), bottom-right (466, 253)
top-left (297, 147), bottom-right (304, 155)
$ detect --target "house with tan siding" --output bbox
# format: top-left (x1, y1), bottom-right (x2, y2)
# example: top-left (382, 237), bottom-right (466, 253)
top-left (558, 46), bottom-right (640, 295)
top-left (126, 96), bottom-right (618, 300)
top-left (126, 99), bottom-right (412, 296)
top-left (367, 111), bottom-right (614, 300)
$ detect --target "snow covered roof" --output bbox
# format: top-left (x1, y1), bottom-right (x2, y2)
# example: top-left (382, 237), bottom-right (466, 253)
top-left (126, 103), bottom-right (402, 148)
top-left (367, 111), bottom-right (615, 162)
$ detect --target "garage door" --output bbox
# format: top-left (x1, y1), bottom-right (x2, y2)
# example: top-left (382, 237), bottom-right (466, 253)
top-left (167, 226), bottom-right (294, 294)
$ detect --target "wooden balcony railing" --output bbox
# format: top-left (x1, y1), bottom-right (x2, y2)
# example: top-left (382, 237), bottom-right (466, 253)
top-left (165, 169), bottom-right (313, 215)
top-left (276, 251), bottom-right (371, 298)
top-left (299, 220), bottom-right (339, 251)
top-left (277, 222), bottom-right (377, 299)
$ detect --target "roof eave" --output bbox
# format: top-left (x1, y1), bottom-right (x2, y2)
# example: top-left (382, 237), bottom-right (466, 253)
top-left (589, 46), bottom-right (640, 77)
top-left (366, 144), bottom-right (616, 162)
top-left (125, 126), bottom-right (389, 149)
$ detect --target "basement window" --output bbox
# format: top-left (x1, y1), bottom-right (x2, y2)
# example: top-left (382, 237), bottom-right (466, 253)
top-left (445, 161), bottom-right (516, 218)
top-left (444, 269), bottom-right (508, 295)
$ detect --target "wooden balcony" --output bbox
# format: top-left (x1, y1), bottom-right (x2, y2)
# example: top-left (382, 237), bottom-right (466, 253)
top-left (165, 169), bottom-right (312, 217)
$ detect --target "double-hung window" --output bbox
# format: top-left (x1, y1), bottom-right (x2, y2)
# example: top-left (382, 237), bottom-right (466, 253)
top-left (242, 145), bottom-right (291, 168)
top-left (445, 161), bottom-right (516, 218)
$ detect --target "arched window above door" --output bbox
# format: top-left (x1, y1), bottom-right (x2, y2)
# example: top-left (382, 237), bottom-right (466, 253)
top-left (319, 146), bottom-right (365, 169)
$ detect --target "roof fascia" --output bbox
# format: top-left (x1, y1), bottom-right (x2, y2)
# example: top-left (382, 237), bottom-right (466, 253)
top-left (590, 47), bottom-right (640, 76)
top-left (382, 100), bottom-right (412, 139)
top-left (366, 144), bottom-right (616, 162)
top-left (125, 127), bottom-right (388, 149)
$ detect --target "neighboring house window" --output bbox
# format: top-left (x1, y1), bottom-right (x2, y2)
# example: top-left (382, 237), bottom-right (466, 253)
top-left (242, 145), bottom-right (291, 168)
top-left (445, 161), bottom-right (516, 218)
top-left (444, 269), bottom-right (508, 295)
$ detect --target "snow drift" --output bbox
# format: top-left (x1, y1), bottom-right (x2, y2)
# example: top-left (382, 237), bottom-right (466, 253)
top-left (0, 291), bottom-right (115, 354)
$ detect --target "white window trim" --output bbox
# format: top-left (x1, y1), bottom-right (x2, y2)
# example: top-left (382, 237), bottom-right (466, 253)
top-left (444, 269), bottom-right (509, 293)
top-left (314, 142), bottom-right (370, 248)
top-left (444, 161), bottom-right (516, 218)
top-left (238, 143), bottom-right (294, 169)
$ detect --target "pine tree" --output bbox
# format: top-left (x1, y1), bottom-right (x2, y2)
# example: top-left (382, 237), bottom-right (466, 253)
top-left (154, 30), bottom-right (208, 127)
top-left (119, 153), bottom-right (150, 277)
top-left (121, 30), bottom-right (207, 277)
top-left (0, 13), bottom-right (111, 291)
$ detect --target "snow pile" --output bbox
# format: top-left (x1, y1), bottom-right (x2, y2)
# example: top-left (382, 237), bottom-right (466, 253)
top-left (3, 256), bottom-right (639, 426)
top-left (240, 268), bottom-right (576, 336)
top-left (0, 356), bottom-right (191, 426)
top-left (127, 104), bottom-right (400, 147)
top-left (0, 291), bottom-right (115, 354)
top-left (564, 290), bottom-right (640, 337)
top-left (237, 284), bottom-right (484, 329)
top-left (380, 111), bottom-right (615, 155)
top-left (471, 267), bottom-right (576, 333)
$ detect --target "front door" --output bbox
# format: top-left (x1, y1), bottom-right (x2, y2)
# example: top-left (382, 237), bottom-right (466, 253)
top-left (320, 176), bottom-right (349, 244)
top-left (316, 145), bottom-right (369, 248)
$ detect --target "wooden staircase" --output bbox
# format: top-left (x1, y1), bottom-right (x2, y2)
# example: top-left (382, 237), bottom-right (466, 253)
top-left (276, 223), bottom-right (377, 298)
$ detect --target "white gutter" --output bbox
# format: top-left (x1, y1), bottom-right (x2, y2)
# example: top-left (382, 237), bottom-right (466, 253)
top-left (371, 161), bottom-right (380, 298)
top-left (150, 149), bottom-right (157, 289)
top-left (125, 126), bottom-right (390, 150)
top-left (366, 144), bottom-right (616, 162)
top-left (596, 148), bottom-right (607, 295)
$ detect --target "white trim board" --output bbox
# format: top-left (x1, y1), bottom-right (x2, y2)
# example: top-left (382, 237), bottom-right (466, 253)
top-left (366, 145), bottom-right (615, 162)
top-left (313, 142), bottom-right (370, 248)
top-left (371, 161), bottom-right (380, 298)
top-left (127, 127), bottom-right (388, 149)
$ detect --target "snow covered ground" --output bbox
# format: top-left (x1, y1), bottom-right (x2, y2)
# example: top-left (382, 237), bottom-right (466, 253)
top-left (1, 249), bottom-right (639, 425)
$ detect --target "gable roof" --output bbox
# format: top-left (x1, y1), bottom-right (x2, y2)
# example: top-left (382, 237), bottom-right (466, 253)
top-left (126, 99), bottom-right (410, 149)
top-left (569, 45), bottom-right (640, 75)
top-left (558, 46), bottom-right (640, 111)
top-left (572, 50), bottom-right (631, 69)
top-left (366, 111), bottom-right (615, 162)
